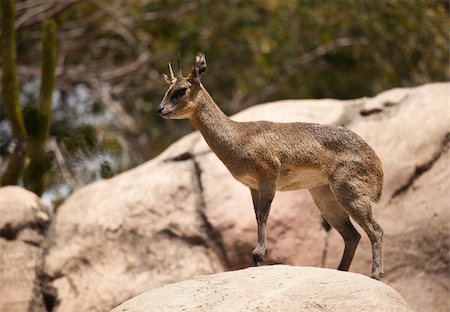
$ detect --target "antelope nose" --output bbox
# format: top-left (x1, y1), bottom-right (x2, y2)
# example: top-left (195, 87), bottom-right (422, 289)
top-left (157, 104), bottom-right (164, 114)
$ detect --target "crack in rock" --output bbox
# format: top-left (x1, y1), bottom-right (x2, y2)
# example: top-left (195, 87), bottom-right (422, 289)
top-left (163, 151), bottom-right (231, 269)
top-left (360, 108), bottom-right (383, 117)
top-left (166, 152), bottom-right (192, 162)
top-left (30, 266), bottom-right (59, 312)
top-left (321, 217), bottom-right (332, 232)
top-left (27, 219), bottom-right (59, 312)
top-left (157, 228), bottom-right (209, 247)
top-left (0, 193), bottom-right (54, 311)
top-left (319, 217), bottom-right (332, 268)
top-left (191, 156), bottom-right (232, 270)
top-left (0, 223), bottom-right (21, 240)
top-left (359, 94), bottom-right (408, 117)
top-left (0, 220), bottom-right (47, 241)
top-left (392, 132), bottom-right (450, 198)
top-left (321, 231), bottom-right (331, 269)
top-left (164, 150), bottom-right (212, 163)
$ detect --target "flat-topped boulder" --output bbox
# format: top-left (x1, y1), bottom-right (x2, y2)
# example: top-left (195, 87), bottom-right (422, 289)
top-left (111, 265), bottom-right (413, 312)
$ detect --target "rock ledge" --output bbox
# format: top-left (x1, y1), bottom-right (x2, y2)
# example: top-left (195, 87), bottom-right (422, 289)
top-left (112, 265), bottom-right (413, 312)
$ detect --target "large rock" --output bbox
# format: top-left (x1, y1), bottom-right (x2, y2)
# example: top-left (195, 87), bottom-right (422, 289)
top-left (0, 186), bottom-right (50, 312)
top-left (111, 265), bottom-right (413, 312)
top-left (43, 154), bottom-right (225, 312)
top-left (43, 83), bottom-right (449, 312)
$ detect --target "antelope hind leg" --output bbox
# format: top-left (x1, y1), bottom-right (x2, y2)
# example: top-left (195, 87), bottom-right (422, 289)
top-left (309, 185), bottom-right (361, 271)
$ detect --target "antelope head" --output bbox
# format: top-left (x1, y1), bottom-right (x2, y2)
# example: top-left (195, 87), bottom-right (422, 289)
top-left (158, 53), bottom-right (207, 119)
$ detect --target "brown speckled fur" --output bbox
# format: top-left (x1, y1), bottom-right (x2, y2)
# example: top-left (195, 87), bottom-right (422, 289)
top-left (158, 54), bottom-right (384, 279)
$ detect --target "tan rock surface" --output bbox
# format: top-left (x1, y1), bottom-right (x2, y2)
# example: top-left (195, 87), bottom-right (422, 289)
top-left (111, 265), bottom-right (414, 312)
top-left (33, 82), bottom-right (449, 312)
top-left (0, 186), bottom-right (50, 312)
top-left (43, 156), bottom-right (225, 312)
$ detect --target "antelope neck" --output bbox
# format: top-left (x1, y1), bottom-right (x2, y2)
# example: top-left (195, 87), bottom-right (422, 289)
top-left (190, 91), bottom-right (238, 155)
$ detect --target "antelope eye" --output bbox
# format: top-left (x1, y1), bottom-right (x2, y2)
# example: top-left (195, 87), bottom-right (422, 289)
top-left (172, 87), bottom-right (187, 100)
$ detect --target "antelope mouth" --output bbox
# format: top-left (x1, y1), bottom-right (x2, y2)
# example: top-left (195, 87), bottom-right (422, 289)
top-left (159, 112), bottom-right (172, 118)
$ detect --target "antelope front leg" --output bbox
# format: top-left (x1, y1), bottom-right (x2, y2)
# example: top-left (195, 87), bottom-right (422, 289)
top-left (250, 184), bottom-right (275, 266)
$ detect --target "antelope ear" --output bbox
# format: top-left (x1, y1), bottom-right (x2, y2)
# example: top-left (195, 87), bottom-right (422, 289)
top-left (191, 53), bottom-right (207, 81)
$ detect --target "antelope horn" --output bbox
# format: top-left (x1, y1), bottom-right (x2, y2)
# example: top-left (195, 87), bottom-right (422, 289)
top-left (177, 52), bottom-right (182, 79)
top-left (168, 62), bottom-right (175, 82)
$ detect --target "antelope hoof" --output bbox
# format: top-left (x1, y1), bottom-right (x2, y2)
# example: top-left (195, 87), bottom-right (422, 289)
top-left (253, 253), bottom-right (264, 266)
top-left (371, 269), bottom-right (384, 280)
top-left (252, 245), bottom-right (267, 266)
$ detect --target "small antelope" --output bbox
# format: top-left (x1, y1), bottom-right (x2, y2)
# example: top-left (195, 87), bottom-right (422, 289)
top-left (158, 53), bottom-right (384, 279)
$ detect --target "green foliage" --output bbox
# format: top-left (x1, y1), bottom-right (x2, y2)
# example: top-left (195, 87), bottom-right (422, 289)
top-left (37, 20), bottom-right (57, 137)
top-left (138, 0), bottom-right (448, 153)
top-left (1, 0), bottom-right (57, 195)
top-left (100, 161), bottom-right (114, 179)
top-left (0, 0), bottom-right (26, 138)
top-left (23, 20), bottom-right (57, 195)
top-left (23, 106), bottom-right (52, 194)
top-left (1, 0), bottom-right (27, 185)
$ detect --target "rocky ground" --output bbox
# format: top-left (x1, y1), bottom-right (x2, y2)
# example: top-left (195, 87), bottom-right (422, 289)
top-left (0, 83), bottom-right (448, 311)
